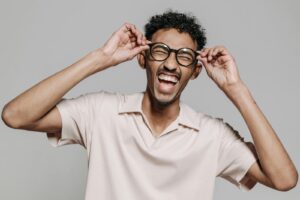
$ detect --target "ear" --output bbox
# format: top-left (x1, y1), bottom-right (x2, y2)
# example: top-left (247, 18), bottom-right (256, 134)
top-left (137, 51), bottom-right (146, 69)
top-left (190, 61), bottom-right (203, 80)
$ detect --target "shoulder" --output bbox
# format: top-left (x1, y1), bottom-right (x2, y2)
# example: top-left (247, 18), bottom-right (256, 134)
top-left (199, 113), bottom-right (226, 132)
top-left (180, 102), bottom-right (228, 134)
top-left (77, 90), bottom-right (124, 104)
top-left (60, 90), bottom-right (126, 113)
top-left (83, 90), bottom-right (144, 113)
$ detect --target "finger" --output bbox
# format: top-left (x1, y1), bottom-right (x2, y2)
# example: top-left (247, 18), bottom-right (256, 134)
top-left (211, 47), bottom-right (220, 57)
top-left (126, 23), bottom-right (144, 45)
top-left (124, 23), bottom-right (135, 32)
top-left (196, 54), bottom-right (207, 64)
top-left (210, 47), bottom-right (226, 61)
top-left (121, 23), bottom-right (133, 33)
top-left (218, 55), bottom-right (232, 64)
top-left (137, 32), bottom-right (144, 45)
top-left (199, 57), bottom-right (214, 75)
top-left (124, 23), bottom-right (137, 36)
top-left (132, 30), bottom-right (142, 45)
top-left (130, 37), bottom-right (137, 43)
top-left (139, 34), bottom-right (145, 45)
top-left (117, 24), bottom-right (135, 42)
top-left (128, 45), bottom-right (150, 60)
top-left (212, 46), bottom-right (227, 57)
top-left (208, 48), bottom-right (214, 61)
top-left (128, 39), bottom-right (149, 50)
top-left (129, 33), bottom-right (137, 38)
top-left (198, 48), bottom-right (209, 57)
top-left (127, 40), bottom-right (139, 50)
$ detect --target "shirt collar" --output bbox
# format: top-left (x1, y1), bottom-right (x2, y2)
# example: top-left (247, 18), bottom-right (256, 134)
top-left (118, 92), bottom-right (144, 113)
top-left (118, 92), bottom-right (200, 132)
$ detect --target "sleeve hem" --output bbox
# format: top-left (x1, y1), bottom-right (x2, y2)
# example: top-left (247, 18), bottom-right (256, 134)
top-left (46, 102), bottom-right (76, 147)
top-left (237, 157), bottom-right (258, 191)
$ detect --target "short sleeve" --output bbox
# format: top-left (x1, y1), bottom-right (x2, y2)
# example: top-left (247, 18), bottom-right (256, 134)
top-left (216, 119), bottom-right (258, 191)
top-left (46, 91), bottom-right (105, 148)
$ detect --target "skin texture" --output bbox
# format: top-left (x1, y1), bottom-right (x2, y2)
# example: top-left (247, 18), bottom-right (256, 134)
top-left (143, 29), bottom-right (200, 105)
top-left (197, 46), bottom-right (298, 191)
top-left (1, 23), bottom-right (149, 130)
top-left (137, 28), bottom-right (202, 135)
top-left (2, 22), bottom-right (298, 191)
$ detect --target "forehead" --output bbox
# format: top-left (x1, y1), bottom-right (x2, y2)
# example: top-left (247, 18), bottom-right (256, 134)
top-left (151, 28), bottom-right (197, 50)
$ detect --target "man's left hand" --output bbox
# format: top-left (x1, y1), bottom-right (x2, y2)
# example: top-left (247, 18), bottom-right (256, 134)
top-left (197, 46), bottom-right (242, 93)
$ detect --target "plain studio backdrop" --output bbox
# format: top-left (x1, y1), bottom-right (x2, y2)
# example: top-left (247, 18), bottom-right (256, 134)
top-left (0, 0), bottom-right (299, 199)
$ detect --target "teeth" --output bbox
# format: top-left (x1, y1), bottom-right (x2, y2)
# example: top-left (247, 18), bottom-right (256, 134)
top-left (158, 74), bottom-right (178, 83)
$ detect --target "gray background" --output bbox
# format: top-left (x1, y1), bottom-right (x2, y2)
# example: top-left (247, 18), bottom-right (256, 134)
top-left (0, 0), bottom-right (299, 199)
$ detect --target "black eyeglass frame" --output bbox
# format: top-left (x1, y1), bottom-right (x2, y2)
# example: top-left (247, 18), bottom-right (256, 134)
top-left (147, 42), bottom-right (199, 67)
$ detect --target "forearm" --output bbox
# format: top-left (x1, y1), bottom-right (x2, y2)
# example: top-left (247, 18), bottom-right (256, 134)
top-left (2, 49), bottom-right (106, 128)
top-left (225, 81), bottom-right (298, 187)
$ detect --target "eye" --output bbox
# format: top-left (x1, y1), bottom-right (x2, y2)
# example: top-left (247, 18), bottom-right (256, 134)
top-left (152, 49), bottom-right (168, 55)
top-left (177, 52), bottom-right (194, 61)
top-left (152, 46), bottom-right (169, 55)
top-left (178, 49), bottom-right (195, 60)
top-left (177, 54), bottom-right (193, 61)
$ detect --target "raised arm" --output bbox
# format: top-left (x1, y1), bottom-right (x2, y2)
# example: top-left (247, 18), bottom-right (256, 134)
top-left (197, 46), bottom-right (298, 191)
top-left (1, 23), bottom-right (149, 132)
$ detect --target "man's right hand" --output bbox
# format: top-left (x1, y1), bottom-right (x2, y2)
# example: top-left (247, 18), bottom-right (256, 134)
top-left (98, 23), bottom-right (150, 68)
top-left (1, 23), bottom-right (149, 131)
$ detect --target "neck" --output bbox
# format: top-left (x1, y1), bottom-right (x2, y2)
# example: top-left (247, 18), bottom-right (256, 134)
top-left (142, 89), bottom-right (180, 131)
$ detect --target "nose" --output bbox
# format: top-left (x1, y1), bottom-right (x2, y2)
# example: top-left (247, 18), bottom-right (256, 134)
top-left (164, 52), bottom-right (178, 71)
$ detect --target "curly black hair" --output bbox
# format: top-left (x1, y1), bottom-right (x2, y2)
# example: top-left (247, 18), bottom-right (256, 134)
top-left (145, 10), bottom-right (207, 50)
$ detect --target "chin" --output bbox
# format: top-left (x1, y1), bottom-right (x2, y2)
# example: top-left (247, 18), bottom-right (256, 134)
top-left (153, 90), bottom-right (179, 106)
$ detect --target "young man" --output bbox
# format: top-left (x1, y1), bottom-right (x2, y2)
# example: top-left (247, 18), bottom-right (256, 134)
top-left (2, 11), bottom-right (298, 200)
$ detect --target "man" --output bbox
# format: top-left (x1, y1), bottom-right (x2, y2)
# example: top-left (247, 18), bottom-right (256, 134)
top-left (2, 11), bottom-right (298, 200)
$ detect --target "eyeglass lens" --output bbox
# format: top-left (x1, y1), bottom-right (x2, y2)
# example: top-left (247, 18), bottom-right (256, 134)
top-left (150, 43), bottom-right (196, 66)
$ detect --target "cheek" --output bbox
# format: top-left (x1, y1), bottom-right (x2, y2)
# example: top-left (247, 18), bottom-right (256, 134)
top-left (146, 61), bottom-right (160, 80)
top-left (145, 67), bottom-right (156, 87)
top-left (179, 70), bottom-right (193, 86)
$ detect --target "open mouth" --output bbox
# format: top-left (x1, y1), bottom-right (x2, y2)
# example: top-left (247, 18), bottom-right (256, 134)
top-left (156, 72), bottom-right (180, 94)
top-left (157, 73), bottom-right (179, 85)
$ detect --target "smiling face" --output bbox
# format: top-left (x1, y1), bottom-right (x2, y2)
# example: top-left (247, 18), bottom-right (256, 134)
top-left (139, 28), bottom-right (202, 106)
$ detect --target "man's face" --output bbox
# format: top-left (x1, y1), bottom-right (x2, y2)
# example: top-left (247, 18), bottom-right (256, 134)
top-left (144, 28), bottom-right (200, 105)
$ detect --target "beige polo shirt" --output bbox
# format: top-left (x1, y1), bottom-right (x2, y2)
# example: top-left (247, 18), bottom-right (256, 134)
top-left (47, 91), bottom-right (258, 200)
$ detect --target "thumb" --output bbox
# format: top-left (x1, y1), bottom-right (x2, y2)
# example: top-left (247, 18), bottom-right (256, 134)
top-left (128, 45), bottom-right (149, 60)
top-left (197, 56), bottom-right (213, 74)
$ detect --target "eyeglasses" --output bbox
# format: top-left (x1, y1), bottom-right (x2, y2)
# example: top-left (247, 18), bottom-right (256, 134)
top-left (148, 42), bottom-right (198, 67)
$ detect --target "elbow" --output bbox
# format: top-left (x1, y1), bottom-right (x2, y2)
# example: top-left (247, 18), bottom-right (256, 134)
top-left (1, 105), bottom-right (22, 129)
top-left (273, 170), bottom-right (298, 191)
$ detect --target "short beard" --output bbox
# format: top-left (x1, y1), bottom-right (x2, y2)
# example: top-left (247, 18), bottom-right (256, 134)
top-left (146, 86), bottom-right (178, 109)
